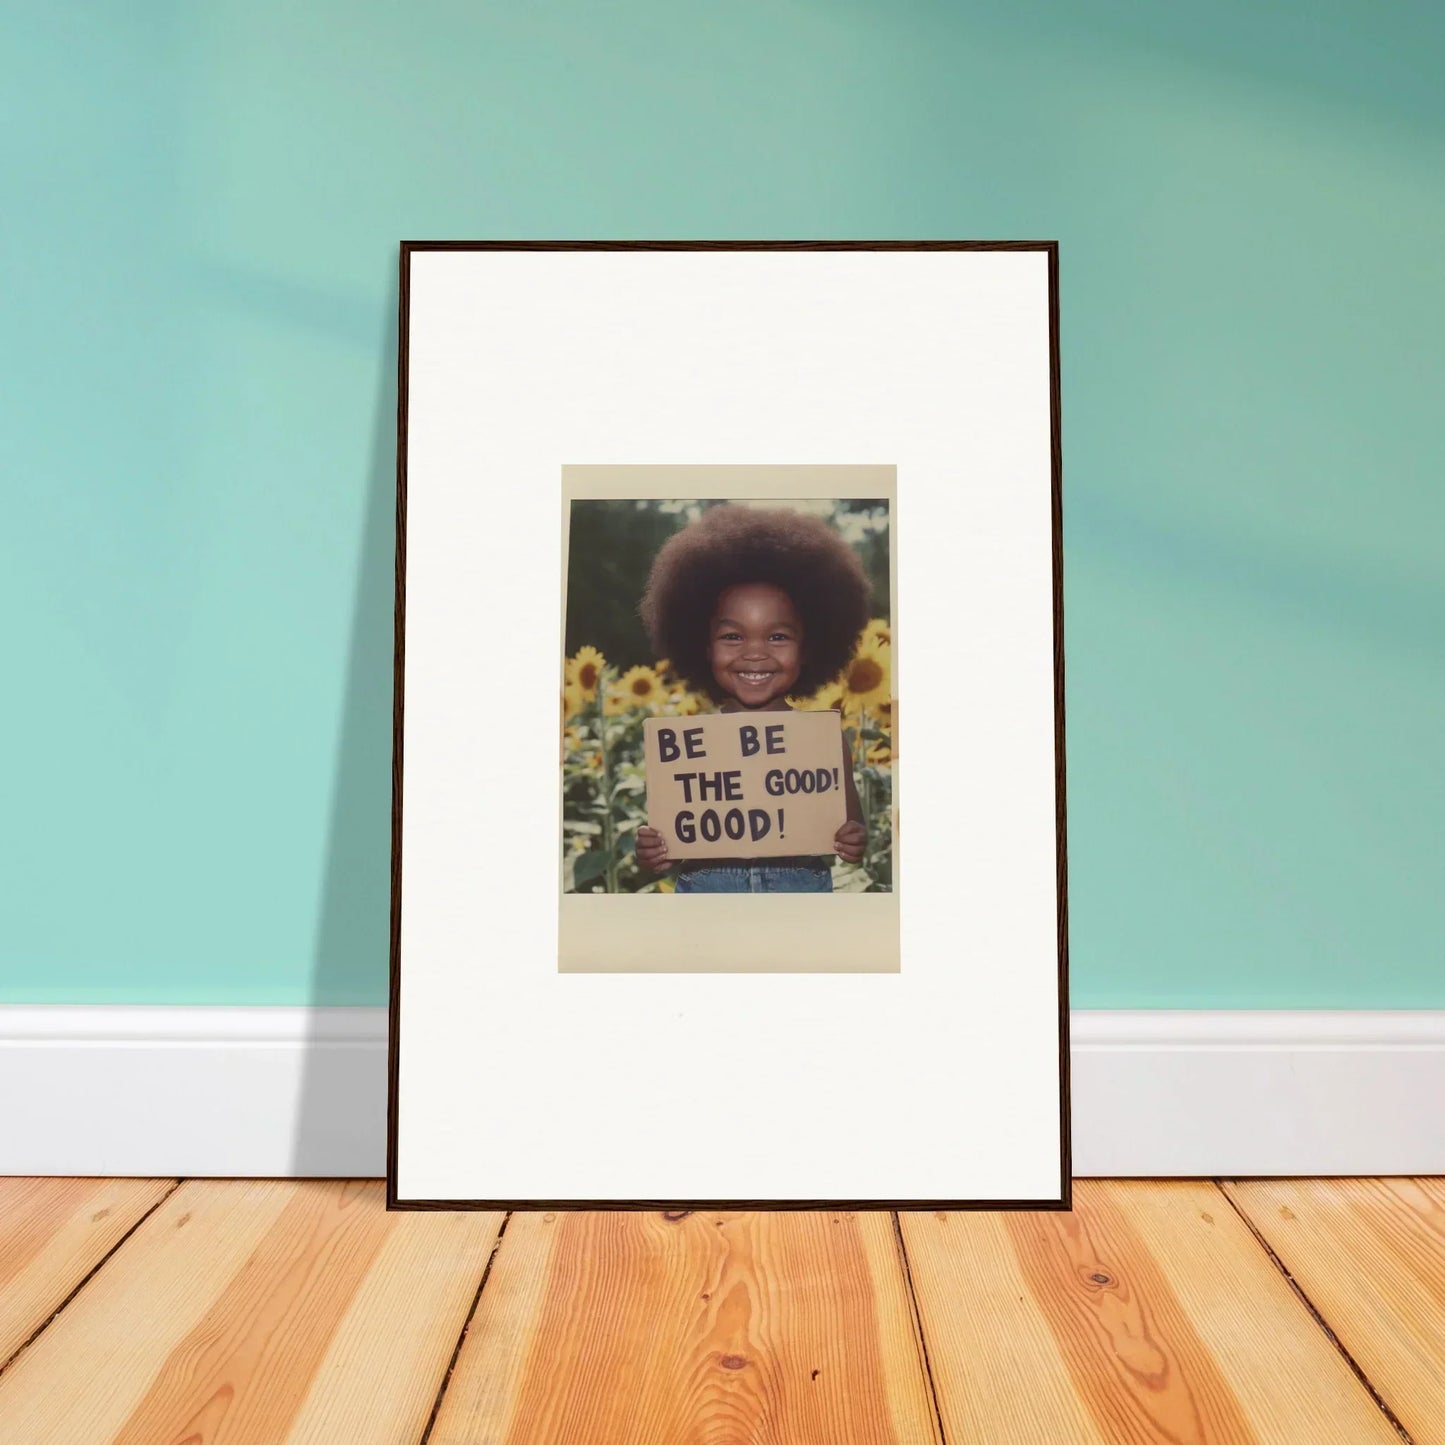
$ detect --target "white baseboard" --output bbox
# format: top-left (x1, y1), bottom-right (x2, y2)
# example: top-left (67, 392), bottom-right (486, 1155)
top-left (1071, 1010), bottom-right (1445, 1177)
top-left (2, 1007), bottom-right (1442, 1179)
top-left (0, 1007), bottom-right (385, 1179)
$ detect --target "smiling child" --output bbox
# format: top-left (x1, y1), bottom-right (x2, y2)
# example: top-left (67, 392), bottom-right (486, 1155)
top-left (635, 504), bottom-right (871, 893)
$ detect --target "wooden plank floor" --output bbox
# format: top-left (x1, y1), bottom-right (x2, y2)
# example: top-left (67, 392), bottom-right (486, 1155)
top-left (0, 1180), bottom-right (1438, 1444)
top-left (1225, 1178), bottom-right (1445, 1443)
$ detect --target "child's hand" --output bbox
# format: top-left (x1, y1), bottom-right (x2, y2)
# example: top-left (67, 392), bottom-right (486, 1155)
top-left (635, 826), bottom-right (672, 872)
top-left (833, 820), bottom-right (866, 864)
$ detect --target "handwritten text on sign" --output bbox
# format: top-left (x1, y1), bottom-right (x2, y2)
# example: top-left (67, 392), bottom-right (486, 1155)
top-left (642, 711), bottom-right (846, 859)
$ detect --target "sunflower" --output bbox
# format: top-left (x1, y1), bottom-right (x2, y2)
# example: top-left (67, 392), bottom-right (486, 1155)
top-left (665, 689), bottom-right (704, 716)
top-left (608, 664), bottom-right (665, 713)
top-left (861, 618), bottom-right (892, 650)
top-left (566, 645), bottom-right (606, 700)
top-left (562, 682), bottom-right (586, 723)
top-left (866, 740), bottom-right (892, 765)
top-left (840, 640), bottom-right (890, 714)
top-left (791, 680), bottom-right (844, 712)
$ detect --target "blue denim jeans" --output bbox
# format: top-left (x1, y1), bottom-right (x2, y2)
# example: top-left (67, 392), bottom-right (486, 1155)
top-left (674, 861), bottom-right (833, 894)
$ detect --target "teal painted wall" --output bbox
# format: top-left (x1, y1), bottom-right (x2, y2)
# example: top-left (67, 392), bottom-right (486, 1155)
top-left (3, 3), bottom-right (1441, 1007)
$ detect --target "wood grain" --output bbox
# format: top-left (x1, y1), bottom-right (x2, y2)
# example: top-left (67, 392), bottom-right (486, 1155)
top-left (0, 1177), bottom-right (175, 1370)
top-left (1225, 1176), bottom-right (1445, 1440)
top-left (0, 1179), bottom-right (502, 1444)
top-left (901, 1181), bottom-right (1401, 1443)
top-left (430, 1208), bottom-right (940, 1445)
top-left (4, 1177), bottom-right (1441, 1445)
top-left (278, 1195), bottom-right (504, 1445)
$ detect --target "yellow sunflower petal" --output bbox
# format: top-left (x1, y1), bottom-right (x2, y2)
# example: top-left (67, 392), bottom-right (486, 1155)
top-left (793, 680), bottom-right (844, 711)
top-left (566, 644), bottom-right (606, 700)
top-left (839, 640), bottom-right (891, 713)
top-left (615, 664), bottom-right (665, 712)
top-left (664, 689), bottom-right (703, 716)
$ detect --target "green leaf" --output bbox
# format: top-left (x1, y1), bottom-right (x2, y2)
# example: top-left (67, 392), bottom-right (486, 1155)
top-left (573, 850), bottom-right (610, 885)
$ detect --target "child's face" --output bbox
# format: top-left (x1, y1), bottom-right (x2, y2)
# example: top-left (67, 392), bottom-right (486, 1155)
top-left (708, 582), bottom-right (803, 708)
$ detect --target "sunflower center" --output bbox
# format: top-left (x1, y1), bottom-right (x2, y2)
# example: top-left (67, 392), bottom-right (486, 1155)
top-left (630, 676), bottom-right (652, 696)
top-left (578, 662), bottom-right (598, 690)
top-left (848, 658), bottom-right (883, 693)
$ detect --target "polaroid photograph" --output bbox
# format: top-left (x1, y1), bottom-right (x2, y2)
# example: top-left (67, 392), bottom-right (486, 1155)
top-left (559, 467), bottom-right (899, 973)
top-left (391, 243), bottom-right (1067, 1208)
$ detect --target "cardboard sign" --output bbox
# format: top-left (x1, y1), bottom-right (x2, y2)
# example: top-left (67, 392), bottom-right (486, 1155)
top-left (642, 710), bottom-right (847, 860)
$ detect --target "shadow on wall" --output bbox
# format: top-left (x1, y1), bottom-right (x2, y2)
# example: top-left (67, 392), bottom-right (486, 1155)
top-left (290, 268), bottom-right (398, 1176)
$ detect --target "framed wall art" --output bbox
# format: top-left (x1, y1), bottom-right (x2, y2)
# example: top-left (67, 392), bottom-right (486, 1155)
top-left (389, 242), bottom-right (1069, 1209)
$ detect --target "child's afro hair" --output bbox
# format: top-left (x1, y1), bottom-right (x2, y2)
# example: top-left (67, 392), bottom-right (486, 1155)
top-left (640, 504), bottom-right (872, 701)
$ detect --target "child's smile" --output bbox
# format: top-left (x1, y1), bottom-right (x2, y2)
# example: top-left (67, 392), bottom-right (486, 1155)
top-left (708, 582), bottom-right (803, 710)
